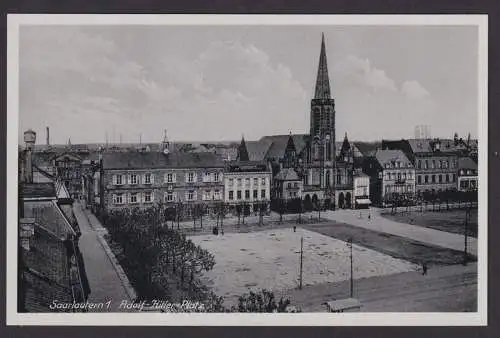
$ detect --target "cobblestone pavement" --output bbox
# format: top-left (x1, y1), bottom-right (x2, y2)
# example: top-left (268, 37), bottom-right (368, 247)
top-left (322, 208), bottom-right (478, 256)
top-left (73, 202), bottom-right (134, 312)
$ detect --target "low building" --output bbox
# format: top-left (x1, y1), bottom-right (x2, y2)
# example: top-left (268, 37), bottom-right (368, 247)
top-left (457, 157), bottom-right (478, 191)
top-left (353, 169), bottom-right (371, 209)
top-left (96, 150), bottom-right (225, 220)
top-left (273, 167), bottom-right (303, 201)
top-left (363, 149), bottom-right (416, 206)
top-left (223, 160), bottom-right (272, 216)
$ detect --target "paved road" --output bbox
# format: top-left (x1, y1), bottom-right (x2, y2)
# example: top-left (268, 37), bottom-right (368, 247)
top-left (322, 208), bottom-right (478, 256)
top-left (281, 263), bottom-right (477, 312)
top-left (73, 202), bottom-right (133, 312)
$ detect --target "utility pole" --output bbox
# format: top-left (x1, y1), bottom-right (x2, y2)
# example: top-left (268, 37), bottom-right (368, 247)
top-left (299, 236), bottom-right (303, 290)
top-left (348, 237), bottom-right (353, 298)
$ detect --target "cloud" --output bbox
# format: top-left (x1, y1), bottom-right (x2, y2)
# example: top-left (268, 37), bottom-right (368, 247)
top-left (401, 80), bottom-right (430, 99)
top-left (333, 55), bottom-right (397, 92)
top-left (19, 29), bottom-right (308, 143)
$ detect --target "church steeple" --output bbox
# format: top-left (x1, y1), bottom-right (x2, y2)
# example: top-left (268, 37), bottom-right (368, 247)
top-left (314, 33), bottom-right (331, 100)
top-left (237, 135), bottom-right (249, 162)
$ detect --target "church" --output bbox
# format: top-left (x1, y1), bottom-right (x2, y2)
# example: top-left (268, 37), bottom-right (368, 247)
top-left (240, 34), bottom-right (356, 209)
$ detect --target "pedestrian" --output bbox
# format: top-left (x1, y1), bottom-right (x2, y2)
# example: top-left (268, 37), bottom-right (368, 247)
top-left (422, 261), bottom-right (428, 275)
top-left (368, 212), bottom-right (371, 220)
top-left (359, 212), bottom-right (362, 219)
top-left (293, 225), bottom-right (296, 232)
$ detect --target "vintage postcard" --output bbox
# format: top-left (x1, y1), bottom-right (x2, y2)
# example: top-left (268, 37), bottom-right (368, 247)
top-left (6, 14), bottom-right (487, 326)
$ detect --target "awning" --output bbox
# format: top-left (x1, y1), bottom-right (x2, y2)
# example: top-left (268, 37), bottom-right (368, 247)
top-left (356, 199), bottom-right (371, 204)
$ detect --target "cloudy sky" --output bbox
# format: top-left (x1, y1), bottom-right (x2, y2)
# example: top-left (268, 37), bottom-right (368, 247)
top-left (19, 25), bottom-right (478, 144)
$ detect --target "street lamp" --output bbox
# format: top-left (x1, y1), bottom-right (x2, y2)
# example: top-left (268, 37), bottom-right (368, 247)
top-left (347, 237), bottom-right (354, 298)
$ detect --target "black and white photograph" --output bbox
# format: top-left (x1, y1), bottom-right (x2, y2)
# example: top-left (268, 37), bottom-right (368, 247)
top-left (7, 14), bottom-right (487, 326)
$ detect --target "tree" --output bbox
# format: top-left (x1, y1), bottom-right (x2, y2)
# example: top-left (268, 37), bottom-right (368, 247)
top-left (234, 289), bottom-right (294, 313)
top-left (236, 204), bottom-right (242, 225)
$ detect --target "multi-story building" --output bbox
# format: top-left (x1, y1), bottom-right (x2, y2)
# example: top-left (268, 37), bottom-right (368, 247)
top-left (363, 149), bottom-right (416, 206)
top-left (97, 150), bottom-right (225, 220)
top-left (223, 160), bottom-right (272, 216)
top-left (457, 156), bottom-right (478, 191)
top-left (18, 130), bottom-right (90, 312)
top-left (273, 168), bottom-right (303, 201)
top-left (353, 169), bottom-right (371, 209)
top-left (383, 138), bottom-right (459, 197)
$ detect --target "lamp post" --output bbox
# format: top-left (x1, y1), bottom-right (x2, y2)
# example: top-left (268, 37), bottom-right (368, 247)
top-left (347, 237), bottom-right (353, 298)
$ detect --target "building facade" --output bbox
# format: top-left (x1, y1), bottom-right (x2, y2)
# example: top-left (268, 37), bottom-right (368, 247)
top-left (457, 156), bottom-right (478, 191)
top-left (223, 160), bottom-right (272, 215)
top-left (353, 170), bottom-right (371, 209)
top-left (97, 151), bottom-right (225, 220)
top-left (273, 168), bottom-right (303, 201)
top-left (363, 149), bottom-right (416, 206)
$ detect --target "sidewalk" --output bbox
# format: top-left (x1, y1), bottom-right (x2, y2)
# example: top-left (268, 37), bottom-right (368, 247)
top-left (322, 208), bottom-right (478, 256)
top-left (73, 202), bottom-right (136, 312)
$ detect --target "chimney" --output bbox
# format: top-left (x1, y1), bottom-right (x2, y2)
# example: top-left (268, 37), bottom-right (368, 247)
top-left (19, 218), bottom-right (35, 251)
top-left (46, 126), bottom-right (50, 147)
top-left (23, 129), bottom-right (36, 183)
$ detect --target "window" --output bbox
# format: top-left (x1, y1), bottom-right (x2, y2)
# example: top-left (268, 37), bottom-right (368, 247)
top-left (261, 178), bottom-right (266, 185)
top-left (452, 174), bottom-right (456, 182)
top-left (203, 190), bottom-right (211, 200)
top-left (144, 173), bottom-right (151, 184)
top-left (214, 190), bottom-right (221, 200)
top-left (130, 174), bottom-right (138, 185)
top-left (253, 178), bottom-right (258, 185)
top-left (418, 160), bottom-right (422, 169)
top-left (245, 178), bottom-right (250, 186)
top-left (431, 175), bottom-right (436, 183)
top-left (385, 172), bottom-right (390, 181)
top-left (287, 183), bottom-right (292, 188)
top-left (187, 172), bottom-right (195, 183)
top-left (397, 173), bottom-right (401, 181)
top-left (204, 172), bottom-right (211, 182)
top-left (261, 189), bottom-right (266, 199)
top-left (446, 174), bottom-right (450, 183)
top-left (253, 190), bottom-right (258, 199)
top-left (385, 163), bottom-right (389, 169)
top-left (144, 191), bottom-right (152, 203)
top-left (229, 191), bottom-right (234, 200)
top-left (229, 178), bottom-right (234, 186)
top-left (130, 193), bottom-right (138, 204)
top-left (289, 192), bottom-right (293, 198)
top-left (165, 192), bottom-right (174, 202)
top-left (245, 190), bottom-right (250, 199)
top-left (113, 193), bottom-right (124, 204)
top-left (424, 175), bottom-right (429, 184)
top-left (417, 175), bottom-right (422, 184)
top-left (115, 175), bottom-right (123, 185)
top-left (402, 172), bottom-right (406, 179)
top-left (431, 160), bottom-right (435, 169)
top-left (187, 191), bottom-right (194, 201)
top-left (166, 173), bottom-right (173, 183)
top-left (237, 178), bottom-right (242, 187)
top-left (460, 170), bottom-right (465, 175)
top-left (467, 170), bottom-right (472, 175)
top-left (443, 161), bottom-right (448, 169)
top-left (391, 173), bottom-right (396, 180)
top-left (437, 160), bottom-right (441, 169)
top-left (294, 182), bottom-right (298, 188)
top-left (439, 175), bottom-right (443, 183)
top-left (214, 172), bottom-right (220, 182)
top-left (424, 160), bottom-right (428, 169)
top-left (237, 190), bottom-right (242, 200)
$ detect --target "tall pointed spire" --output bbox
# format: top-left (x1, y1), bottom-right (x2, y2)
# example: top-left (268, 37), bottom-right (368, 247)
top-left (314, 33), bottom-right (331, 100)
top-left (237, 135), bottom-right (249, 162)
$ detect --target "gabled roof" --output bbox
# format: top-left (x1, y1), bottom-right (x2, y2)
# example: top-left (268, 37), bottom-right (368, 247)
top-left (246, 140), bottom-right (272, 161)
top-left (22, 200), bottom-right (76, 239)
top-left (275, 168), bottom-right (300, 181)
top-left (375, 149), bottom-right (413, 168)
top-left (20, 183), bottom-right (57, 199)
top-left (354, 142), bottom-right (381, 157)
top-left (102, 151), bottom-right (225, 170)
top-left (458, 157), bottom-right (477, 170)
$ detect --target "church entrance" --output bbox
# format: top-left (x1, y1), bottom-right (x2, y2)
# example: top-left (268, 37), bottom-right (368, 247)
top-left (338, 192), bottom-right (345, 209)
top-left (304, 194), bottom-right (312, 212)
top-left (345, 192), bottom-right (352, 209)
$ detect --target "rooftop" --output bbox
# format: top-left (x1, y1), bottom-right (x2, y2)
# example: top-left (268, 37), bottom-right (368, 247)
top-left (375, 149), bottom-right (412, 167)
top-left (102, 151), bottom-right (225, 170)
top-left (275, 168), bottom-right (300, 181)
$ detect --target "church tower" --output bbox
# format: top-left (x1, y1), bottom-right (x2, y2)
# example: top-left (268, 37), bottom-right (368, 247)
top-left (309, 33), bottom-right (336, 164)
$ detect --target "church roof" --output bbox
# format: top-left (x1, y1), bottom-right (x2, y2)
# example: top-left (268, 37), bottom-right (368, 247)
top-left (275, 168), bottom-right (300, 181)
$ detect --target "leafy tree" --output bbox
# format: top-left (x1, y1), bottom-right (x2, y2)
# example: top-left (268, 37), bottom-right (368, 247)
top-left (234, 289), bottom-right (293, 313)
